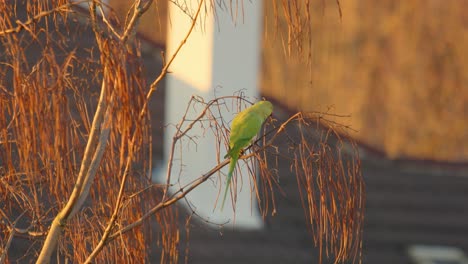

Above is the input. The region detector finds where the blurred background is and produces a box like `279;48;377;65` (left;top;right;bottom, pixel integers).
109;0;468;263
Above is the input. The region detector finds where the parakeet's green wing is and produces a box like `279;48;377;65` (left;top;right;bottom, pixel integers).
223;111;263;158
228;112;264;154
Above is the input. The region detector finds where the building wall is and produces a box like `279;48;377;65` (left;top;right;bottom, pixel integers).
261;0;468;162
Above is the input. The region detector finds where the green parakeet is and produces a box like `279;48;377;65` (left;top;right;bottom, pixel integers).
221;100;273;210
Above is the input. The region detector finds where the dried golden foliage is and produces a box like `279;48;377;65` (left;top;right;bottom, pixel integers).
0;0;178;262
260;112;364;264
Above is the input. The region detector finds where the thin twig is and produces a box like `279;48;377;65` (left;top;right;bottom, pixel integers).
147;0;205;97
0;1;86;36
120;0;154;43
0;212;25;264
98;4;121;39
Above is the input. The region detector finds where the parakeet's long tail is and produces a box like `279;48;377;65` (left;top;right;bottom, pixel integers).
221;155;238;210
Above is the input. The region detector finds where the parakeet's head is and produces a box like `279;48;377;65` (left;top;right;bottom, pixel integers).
253;100;273;118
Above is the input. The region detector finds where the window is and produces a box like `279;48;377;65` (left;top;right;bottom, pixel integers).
408;245;468;264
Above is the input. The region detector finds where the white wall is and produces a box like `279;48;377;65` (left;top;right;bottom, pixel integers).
155;0;263;229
